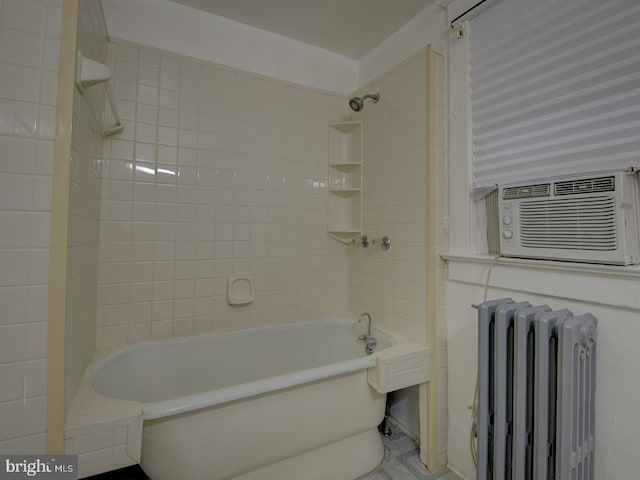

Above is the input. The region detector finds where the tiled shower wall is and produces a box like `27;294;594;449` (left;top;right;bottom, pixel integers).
0;0;62;453
348;50;449;466
64;0;108;411
97;40;351;347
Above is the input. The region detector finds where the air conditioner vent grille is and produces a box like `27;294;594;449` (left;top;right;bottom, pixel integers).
554;176;615;196
503;183;550;200
519;196;617;251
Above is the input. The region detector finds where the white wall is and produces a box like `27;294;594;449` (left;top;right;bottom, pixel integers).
0;0;62;454
65;0;107;411
100;0;449;95
100;0;359;95
443;1;640;477
358;2;447;88
348;52;429;341
445;257;640;479
348;48;449;467
97;39;351;346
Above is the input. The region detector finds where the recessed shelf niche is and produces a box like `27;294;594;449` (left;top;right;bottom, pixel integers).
328;121;363;244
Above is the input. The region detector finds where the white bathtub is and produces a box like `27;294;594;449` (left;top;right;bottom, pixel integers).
90;316;395;480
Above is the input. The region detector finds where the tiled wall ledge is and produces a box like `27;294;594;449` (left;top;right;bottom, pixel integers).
442;254;640;310
65;363;143;478
368;342;431;394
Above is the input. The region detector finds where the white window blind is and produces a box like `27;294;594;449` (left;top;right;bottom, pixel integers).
471;0;640;189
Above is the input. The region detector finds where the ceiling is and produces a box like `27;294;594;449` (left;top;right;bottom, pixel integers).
168;0;433;59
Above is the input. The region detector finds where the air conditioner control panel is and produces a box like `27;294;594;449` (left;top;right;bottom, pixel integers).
499;202;515;248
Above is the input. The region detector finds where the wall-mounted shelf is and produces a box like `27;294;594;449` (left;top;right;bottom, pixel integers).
76;51;123;137
328;121;363;244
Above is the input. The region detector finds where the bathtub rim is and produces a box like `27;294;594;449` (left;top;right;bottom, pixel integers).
86;315;397;420
141;356;376;420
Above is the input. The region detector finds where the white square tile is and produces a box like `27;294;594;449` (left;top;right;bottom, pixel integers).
0;400;23;441
0;28;42;68
0;324;26;362
134;142;156;163
24;322;46;359
0;212;32;248
160;55;180;72
0;250;29;286
178;129;197;148
138;64;159;87
136;104;158;125
137;84;158;106
0;286;28;325
130;261;153;283
27;248;48;284
129;302;151;322
1;0;46;35
160;70;179;90
23;359;46;396
115;43;138;63
173;300;194;321
158;107;178;128
135;123;157;144
128;322;150;343
179;110;198;130
103;304;129;326
0;137;36;174
0;63;39;102
139;50;160;68
0;363;24;402
133;161;156;183
115;60;138;82
159;88;179;109
130;183;153;203
25;285;47;323
0;99;37;137
158;126;178;146
38;69;58;106
151;319;172;337
155;184;176;203
157;145;177;165
114;79;137;102
129;282;152;303
31;175;52;210
180;92;199;112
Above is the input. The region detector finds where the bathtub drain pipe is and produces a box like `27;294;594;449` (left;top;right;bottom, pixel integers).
378;393;393;437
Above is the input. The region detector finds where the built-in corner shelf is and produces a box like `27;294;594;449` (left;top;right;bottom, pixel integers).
328;121;363;244
75;51;124;137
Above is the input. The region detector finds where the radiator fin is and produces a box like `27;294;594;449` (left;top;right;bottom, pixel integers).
476;299;597;480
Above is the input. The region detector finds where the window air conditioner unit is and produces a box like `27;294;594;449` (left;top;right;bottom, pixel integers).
495;170;640;265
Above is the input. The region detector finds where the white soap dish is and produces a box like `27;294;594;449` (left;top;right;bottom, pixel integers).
227;276;254;305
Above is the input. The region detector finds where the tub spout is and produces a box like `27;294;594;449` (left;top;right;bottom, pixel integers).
358;313;377;355
358;312;372;339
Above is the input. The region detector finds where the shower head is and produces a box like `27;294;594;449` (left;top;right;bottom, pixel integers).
348;93;380;112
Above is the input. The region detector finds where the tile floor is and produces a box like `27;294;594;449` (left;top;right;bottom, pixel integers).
358;428;461;480
87;427;462;480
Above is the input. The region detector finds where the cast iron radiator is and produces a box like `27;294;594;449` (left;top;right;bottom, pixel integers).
476;298;597;480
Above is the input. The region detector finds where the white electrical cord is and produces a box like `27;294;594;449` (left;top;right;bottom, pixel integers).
470;254;501;466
